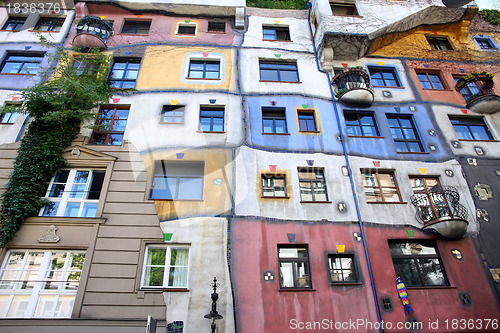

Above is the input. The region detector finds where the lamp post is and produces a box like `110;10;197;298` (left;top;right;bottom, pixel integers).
204;277;223;333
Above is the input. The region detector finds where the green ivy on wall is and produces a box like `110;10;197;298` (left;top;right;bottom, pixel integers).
0;39;115;247
247;0;308;10
479;9;500;26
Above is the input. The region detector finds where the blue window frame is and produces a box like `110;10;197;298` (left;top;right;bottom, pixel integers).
417;71;445;90
473;35;498;50
34;17;65;32
344;111;379;136
298;111;317;132
109;59;140;88
2;16;26;31
151;161;204;200
262;107;287;134
188;60;220;79
262;26;290;41
259;61;299;82
368;67;400;87
449;116;493;141
387;115;424;152
0;53;44;74
199;107;224;132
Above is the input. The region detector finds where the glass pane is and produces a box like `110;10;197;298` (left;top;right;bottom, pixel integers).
347;125;362;136
313;182;327;201
299;182;313;201
390;242;437;255
42;201;60;216
177;178;203;200
7;295;30;317
212;117;224;132
64;203;81;217
275;119;286;133
0;295;10;316
296;262;310;287
393;259;420;286
262;119;273;133
147;248;166;266
168;266;188;287
200;117;212;131
280;70;299;82
54;295;75;318
470;126;491;140
144;266;164;287
418;258;446;285
107;134;124;145
453;125;473;140
279;262;294;287
170;249;189;266
260;69;279;81
378;173;395;187
81;203;97;217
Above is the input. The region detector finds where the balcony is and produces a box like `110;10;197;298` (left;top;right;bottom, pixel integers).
410;185;469;239
73;16;113;50
455;72;500;114
331;67;374;106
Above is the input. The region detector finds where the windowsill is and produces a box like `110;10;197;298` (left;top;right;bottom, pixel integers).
176;34;197;37
0;73;34;76
300;201;332;204
373;85;404;89
407;285;455;290
330;282;362;286
299;130;320;134
197;131;225;134
262;132;290;135
160;121;184;124
0;29;21;32
185;77;220;81
27;216;107;224
367;201;407;205
279;288;316;292
151;198;204;202
422;88;452;91
458;139;499;142
397;151;431;154
259;80;302;84
28;30;60;33
332;15;363;18
0;123;14;125
118;33;150;36
348;135;384;139
262;39;293;42
141;288;190;292
261;195;290;199
207;31;226;34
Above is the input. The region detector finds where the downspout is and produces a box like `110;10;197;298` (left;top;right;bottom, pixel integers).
306;3;384;332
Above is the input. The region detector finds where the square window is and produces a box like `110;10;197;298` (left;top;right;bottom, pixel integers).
34;17;65;32
162;105;185;123
176;24;196;36
262;26;291;41
150;161;204;200
71;58;98;76
262;107;287;134
330;2;359;16
474;36;497;50
90;106;129;145
188;60;220;79
362;170;402;203
142;245;189;288
108;58;140;88
199;106;224;132
0;250;86;318
368;67;400;87
2;16;26;31
0;53;44;75
344;111;379;136
416;71;445;90
278;246;311;289
426;36;454;50
389;241;448;287
298;168;328;202
262;174;287;197
121;20;151;34
410;177;451;223
259;60;299;82
41;169;105;217
328;254;357;283
449;116;493;141
208;21;225;33
454;76;482;102
387;115;424;152
0;104;20;124
298;111;317;132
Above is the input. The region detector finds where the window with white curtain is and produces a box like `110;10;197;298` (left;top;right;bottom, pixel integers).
141;245;190;288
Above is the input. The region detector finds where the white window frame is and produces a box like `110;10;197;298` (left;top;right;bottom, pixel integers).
175;22;198;37
40;169;105;217
141;245;190;289
0;250;86;318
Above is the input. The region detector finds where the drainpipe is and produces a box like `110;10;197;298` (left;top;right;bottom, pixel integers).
306;3;384;332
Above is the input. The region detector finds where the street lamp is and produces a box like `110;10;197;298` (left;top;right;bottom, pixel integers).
204;277;223;333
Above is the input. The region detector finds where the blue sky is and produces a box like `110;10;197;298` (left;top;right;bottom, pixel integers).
475;0;499;9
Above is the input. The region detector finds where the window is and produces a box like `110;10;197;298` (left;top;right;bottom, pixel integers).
0;250;86;318
389;241;448;287
426;36;454;50
410;177;451;222
208;21;225;33
162;105;185;123
368;67;400;87
0;105;20;124
176;23;196;36
298;168;328;202
150;161;204;200
362;170;402;203
449;116;494;141
328;254;357;283
454;76;482;102
0;53;44;75
262;107;287;134
188;60;220;79
109;58;140;88
278;246;311;289
262;174;287;198
262;26;290;41
90;106;129;145
71;58;98;75
387;115;424;153
259;61;299;82
416;71;445;90
121;20;151;34
298;111;317;132
344;111;379;136
199;106;224;132
2;16;26;31
41;169;105;217
34;17;65;32
330;2;359;16
474;36;498;50
142;245;189;288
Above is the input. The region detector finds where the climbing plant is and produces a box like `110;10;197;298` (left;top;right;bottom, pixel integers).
0;38;114;247
479;9;500;26
246;0;308;10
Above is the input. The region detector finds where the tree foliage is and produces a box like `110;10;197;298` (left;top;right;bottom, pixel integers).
0;38;114;247
246;0;308;10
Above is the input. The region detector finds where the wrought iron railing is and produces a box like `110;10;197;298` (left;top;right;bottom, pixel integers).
410;185;468;225
331;68;374;100
76;16;113;43
455;72;495;104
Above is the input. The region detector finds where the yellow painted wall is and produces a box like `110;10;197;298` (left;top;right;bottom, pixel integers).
142;149;233;221
136;45;236;91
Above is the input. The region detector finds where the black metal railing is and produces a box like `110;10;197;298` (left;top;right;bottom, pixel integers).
331;68;374;100
410;185;468;225
76;16;113;43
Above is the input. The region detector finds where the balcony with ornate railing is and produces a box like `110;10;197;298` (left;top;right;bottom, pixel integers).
73;16;114;50
331;67;374;106
410;185;469;239
455;72;500;114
